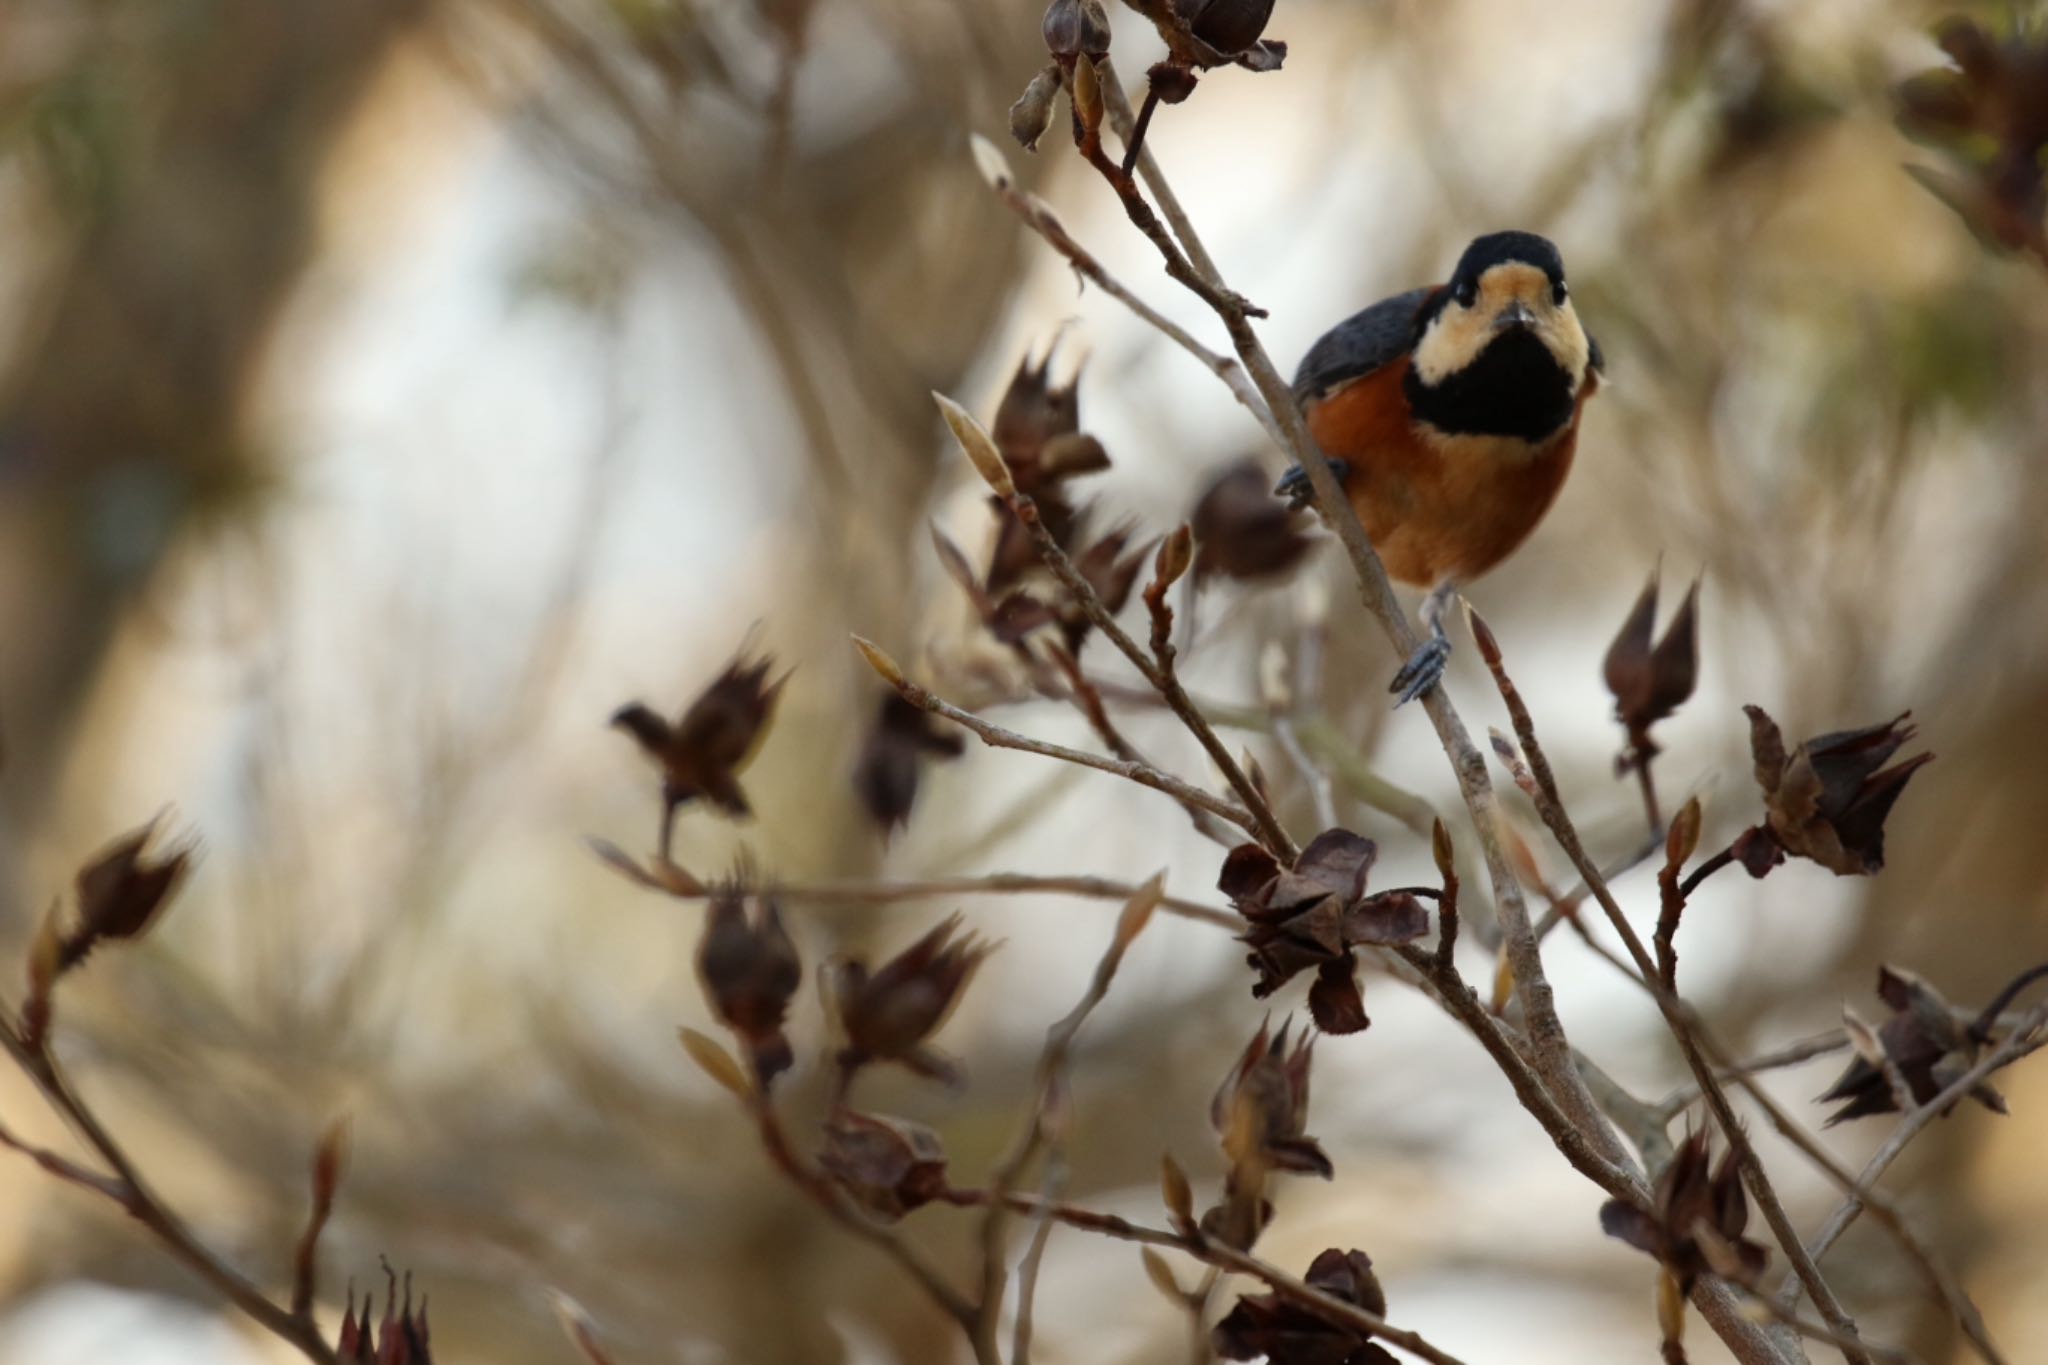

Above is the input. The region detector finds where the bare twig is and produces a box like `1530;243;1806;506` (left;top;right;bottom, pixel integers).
1045;643;1238;847
1467;609;1874;1365
933;400;1297;860
699;868;1236;930
0;1023;341;1364
972;137;1275;437
1655;1031;1852;1121
980;876;1165;1361
940;1187;1472;1365
853;639;1266;838
1716;1281;1915;1365
1711;1049;2005;1365
751;1093;992;1362
1791;1006;2048;1295
1678;844;1740;900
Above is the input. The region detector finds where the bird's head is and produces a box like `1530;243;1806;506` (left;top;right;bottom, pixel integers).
1411;231;1592;394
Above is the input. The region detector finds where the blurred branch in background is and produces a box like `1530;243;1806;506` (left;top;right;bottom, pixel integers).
0;0;426;812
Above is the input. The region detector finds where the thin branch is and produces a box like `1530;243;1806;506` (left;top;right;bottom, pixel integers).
592;844;1245;930
1715;1279;1915;1365
1045;643;1237;848
860;653;1265;838
1010;1153;1065;1365
0;1023;341;1364
0;1116;126;1201
1099;60;1226;285
1467;611;1873;1365
1392;945;1638;1200
1710;1046;2006;1365
986;481;1297;860
940;1187;1472;1365
1656;1031;1852;1121
1066;61;1263;321
975;144;1276;438
1678;844;1739;900
752;1094;992;1361
1791;1006;2048;1295
979;877;1164;1360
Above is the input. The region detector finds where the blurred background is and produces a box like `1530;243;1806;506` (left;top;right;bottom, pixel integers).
0;0;2045;1360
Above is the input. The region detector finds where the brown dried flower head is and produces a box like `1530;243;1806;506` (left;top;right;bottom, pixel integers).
1190;458;1314;584
697;887;803;1085
62;816;192;971
1818;965;2012;1125
1210;1017;1328;1180
1202;1019;1330;1246
1739;707;1932;877
830;913;996;1086
851;691;966;837
1212;1247;1395;1365
1599;1131;1768;1293
818;1110;950;1221
1219;830;1429;1035
991;348;1108;498
1603;570;1699;766
338;1265;433;1364
1121;0;1285;70
1895;18;2048;255
1041;0;1112;64
611;648;787;821
1177;0;1276;58
984;348;1112;595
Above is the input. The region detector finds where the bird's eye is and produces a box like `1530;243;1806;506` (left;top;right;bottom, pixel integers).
1553;280;1569;305
1453;280;1477;308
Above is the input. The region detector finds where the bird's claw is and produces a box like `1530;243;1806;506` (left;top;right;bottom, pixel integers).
1273;458;1352;510
1389;634;1452;707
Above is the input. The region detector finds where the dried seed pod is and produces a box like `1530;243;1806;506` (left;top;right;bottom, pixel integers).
1741;707;1932;877
697;889;803;1084
831;914;996;1086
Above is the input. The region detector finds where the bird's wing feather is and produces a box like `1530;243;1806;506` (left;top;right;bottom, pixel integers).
1291;287;1436;406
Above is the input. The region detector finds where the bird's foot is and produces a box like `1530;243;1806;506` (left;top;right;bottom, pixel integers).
1274;458;1352;510
1389;633;1452;707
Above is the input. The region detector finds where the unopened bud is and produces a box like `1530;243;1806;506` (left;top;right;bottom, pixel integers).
1071;54;1104;132
1665;796;1703;872
819;1111;949;1221
852;635;909;689
934;391;1015;497
1008;67;1061;152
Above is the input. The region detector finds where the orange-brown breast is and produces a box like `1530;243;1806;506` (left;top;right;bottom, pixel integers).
1305;359;1593;587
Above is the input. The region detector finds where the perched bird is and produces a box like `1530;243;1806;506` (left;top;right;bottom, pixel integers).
611;649;786;859
1276;231;1602;704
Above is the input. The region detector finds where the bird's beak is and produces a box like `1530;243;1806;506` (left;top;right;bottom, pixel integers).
1493;299;1537;333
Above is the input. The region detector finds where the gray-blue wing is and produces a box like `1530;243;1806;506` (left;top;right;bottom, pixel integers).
1291;287;1434;406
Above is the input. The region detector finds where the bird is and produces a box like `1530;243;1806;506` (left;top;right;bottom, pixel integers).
1275;231;1602;705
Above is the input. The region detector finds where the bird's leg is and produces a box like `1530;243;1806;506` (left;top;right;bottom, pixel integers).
1389;580;1459;707
1273;458;1353;510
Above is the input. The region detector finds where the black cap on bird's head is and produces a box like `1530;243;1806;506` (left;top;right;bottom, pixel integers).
1448;231;1566;299
1406;229;1595;441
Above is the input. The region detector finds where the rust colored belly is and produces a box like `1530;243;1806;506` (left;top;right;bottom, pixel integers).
1304;361;1585;587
